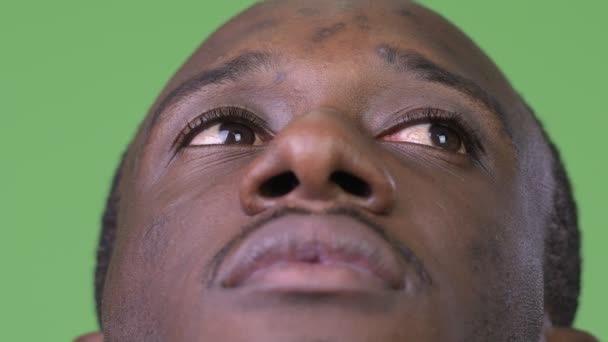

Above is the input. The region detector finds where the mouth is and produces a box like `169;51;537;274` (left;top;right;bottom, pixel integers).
215;213;406;293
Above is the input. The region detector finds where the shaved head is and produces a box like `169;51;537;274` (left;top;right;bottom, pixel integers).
81;1;596;341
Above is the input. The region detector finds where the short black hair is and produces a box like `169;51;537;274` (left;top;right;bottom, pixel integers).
541;129;581;327
93;114;581;328
95;153;124;325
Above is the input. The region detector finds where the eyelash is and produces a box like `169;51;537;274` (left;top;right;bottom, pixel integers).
174;106;484;155
173;106;269;148
378;107;484;155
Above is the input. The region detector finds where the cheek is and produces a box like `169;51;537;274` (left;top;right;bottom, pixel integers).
384;148;543;337
103;150;256;339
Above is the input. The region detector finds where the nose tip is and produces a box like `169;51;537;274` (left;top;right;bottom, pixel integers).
239;110;395;215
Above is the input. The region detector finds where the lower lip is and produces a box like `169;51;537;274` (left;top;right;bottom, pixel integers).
227;261;392;292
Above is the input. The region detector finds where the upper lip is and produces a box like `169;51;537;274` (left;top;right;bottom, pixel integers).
215;212;406;290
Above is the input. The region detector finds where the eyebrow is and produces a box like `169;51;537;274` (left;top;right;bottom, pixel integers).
149;50;275;126
151;46;510;136
375;44;510;135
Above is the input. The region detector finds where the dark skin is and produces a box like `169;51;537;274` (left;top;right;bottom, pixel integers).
76;0;598;341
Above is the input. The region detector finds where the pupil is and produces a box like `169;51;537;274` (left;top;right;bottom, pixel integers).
219;122;255;145
429;124;462;151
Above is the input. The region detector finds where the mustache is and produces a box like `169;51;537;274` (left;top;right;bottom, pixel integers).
204;207;432;288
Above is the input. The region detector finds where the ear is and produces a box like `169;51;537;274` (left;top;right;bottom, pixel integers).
73;332;104;342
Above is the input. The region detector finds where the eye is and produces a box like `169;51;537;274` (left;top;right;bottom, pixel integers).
382;122;466;153
174;107;269;148
190;121;263;146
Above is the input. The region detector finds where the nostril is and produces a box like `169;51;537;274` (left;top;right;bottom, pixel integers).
330;171;372;198
259;171;300;198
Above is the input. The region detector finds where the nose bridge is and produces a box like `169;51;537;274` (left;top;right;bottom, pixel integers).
239;109;395;215
279;110;360;176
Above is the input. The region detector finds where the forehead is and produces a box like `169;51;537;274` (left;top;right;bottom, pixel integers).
184;1;493;82
152;0;516;119
144;0;529;145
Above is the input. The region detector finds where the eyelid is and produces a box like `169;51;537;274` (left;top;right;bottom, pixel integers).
173;106;272;148
377;107;484;155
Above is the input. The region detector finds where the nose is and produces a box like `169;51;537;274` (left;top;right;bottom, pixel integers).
239;110;395;215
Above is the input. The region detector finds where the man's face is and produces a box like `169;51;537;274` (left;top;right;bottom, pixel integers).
101;1;552;341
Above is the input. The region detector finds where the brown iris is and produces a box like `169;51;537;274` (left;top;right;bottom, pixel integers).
428;124;462;152
218;122;256;144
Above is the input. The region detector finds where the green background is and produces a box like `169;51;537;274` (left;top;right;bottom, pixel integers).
1;1;605;340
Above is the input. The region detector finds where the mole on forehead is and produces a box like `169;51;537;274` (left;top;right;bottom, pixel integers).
399;8;416;17
312;22;347;43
